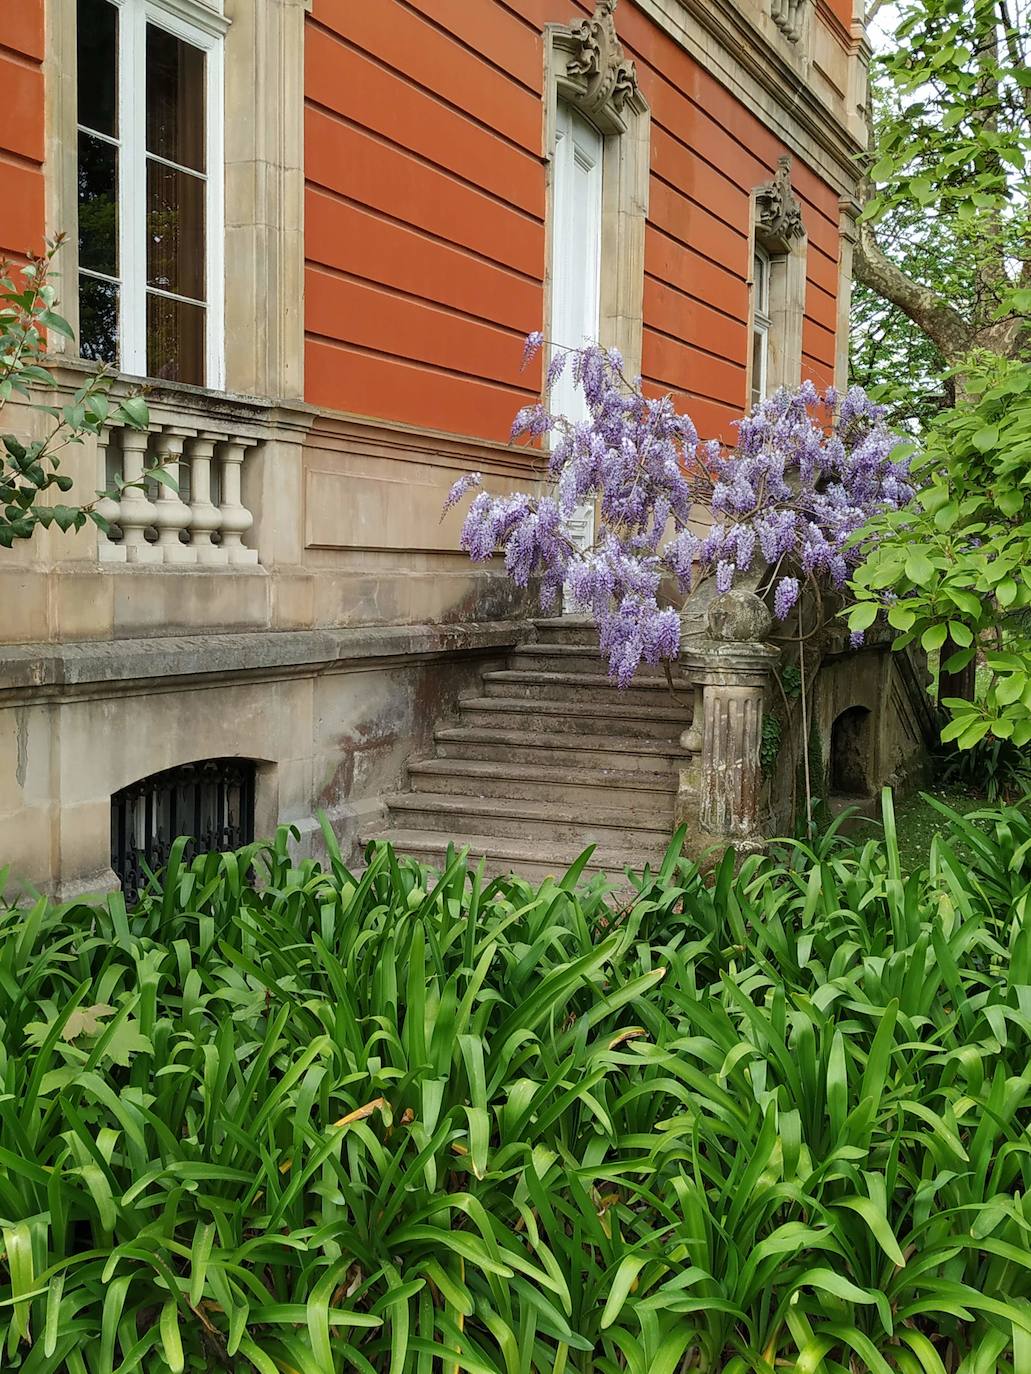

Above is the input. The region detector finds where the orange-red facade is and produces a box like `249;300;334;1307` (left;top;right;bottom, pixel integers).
2;0;848;444
0;0;45;265
303;0;844;445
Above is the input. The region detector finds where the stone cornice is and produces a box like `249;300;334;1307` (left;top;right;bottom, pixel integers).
0;622;528;701
629;0;866;194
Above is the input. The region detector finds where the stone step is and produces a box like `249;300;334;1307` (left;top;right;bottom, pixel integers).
365;827;672;886
434;727;689;774
482;670;681;709
458;696;690;741
408;757;676;811
383;791;673;845
530;616;599;647
509;643;672;680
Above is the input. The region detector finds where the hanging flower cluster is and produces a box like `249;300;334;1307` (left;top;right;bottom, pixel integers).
702;382;915;625
445;338;912;686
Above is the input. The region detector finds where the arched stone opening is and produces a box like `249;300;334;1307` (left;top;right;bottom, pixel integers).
111;757;258;899
829;706;873;797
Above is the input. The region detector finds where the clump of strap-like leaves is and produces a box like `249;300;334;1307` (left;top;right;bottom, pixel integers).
447;336;913;685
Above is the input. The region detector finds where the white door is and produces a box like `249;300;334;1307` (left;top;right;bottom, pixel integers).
550;102;603;603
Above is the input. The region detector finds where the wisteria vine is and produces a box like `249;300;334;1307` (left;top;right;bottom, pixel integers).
445;336;914;686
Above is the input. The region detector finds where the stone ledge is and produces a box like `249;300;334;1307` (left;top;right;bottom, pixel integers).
0;621;528;695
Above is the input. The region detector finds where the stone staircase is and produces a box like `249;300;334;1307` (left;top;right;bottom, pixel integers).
367;618;694;883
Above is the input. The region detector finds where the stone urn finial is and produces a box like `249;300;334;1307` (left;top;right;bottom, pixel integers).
706;589;773;644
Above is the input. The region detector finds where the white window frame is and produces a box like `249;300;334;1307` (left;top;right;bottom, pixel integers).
549;101;604;427
78;0;225;390
751;245;771;408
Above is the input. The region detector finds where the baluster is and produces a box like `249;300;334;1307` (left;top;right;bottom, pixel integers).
217;439;258;565
117;428;161;563
95;425;125;563
152;430;196;564
186;434;228;564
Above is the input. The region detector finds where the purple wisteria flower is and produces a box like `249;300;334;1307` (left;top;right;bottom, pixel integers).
443;471;482;515
774;576;800;620
445;336;912;684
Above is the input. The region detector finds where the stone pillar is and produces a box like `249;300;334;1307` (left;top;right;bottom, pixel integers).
186;434;227;564
95;425;125;563
217;438;259;565
117;429;161;564
679;590;779;857
152;429;197;564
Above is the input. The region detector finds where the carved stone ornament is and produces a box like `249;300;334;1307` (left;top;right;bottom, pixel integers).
755;155;806;246
565;0;640;120
770;0;806;42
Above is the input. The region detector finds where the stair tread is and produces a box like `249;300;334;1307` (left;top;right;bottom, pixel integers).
461;696;689;723
409;757;676;790
532;616;595;631
384;791;672;832
511;643;668;674
484;669;672;690
435;726;689;757
366;828;670;872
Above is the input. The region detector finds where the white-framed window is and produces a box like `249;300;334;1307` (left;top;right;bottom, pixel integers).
549;101;604;427
76;0;224;389
750;246;771;409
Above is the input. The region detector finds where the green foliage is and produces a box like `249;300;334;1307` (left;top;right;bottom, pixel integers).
939;734;1031;802
794;715;831;839
760;710;782;780
0;237;150;546
866;0;1030;234
1;801;1031;1369
849;355;1031;744
853;0;1030;393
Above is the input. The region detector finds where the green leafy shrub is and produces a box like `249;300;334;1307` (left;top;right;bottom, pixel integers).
848;355;1031;746
0;238;153;546
938;733;1031;803
0;801;1030;1371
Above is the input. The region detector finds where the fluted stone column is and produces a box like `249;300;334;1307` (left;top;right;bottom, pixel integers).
679;590;779;857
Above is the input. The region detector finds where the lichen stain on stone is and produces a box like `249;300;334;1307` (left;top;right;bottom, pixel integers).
14;707;27;789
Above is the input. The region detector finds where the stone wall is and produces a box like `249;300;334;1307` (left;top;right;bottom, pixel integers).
0;623;521;898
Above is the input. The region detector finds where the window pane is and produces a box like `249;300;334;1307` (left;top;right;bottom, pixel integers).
146;25;205;172
751;326;767;406
79;276;119;364
147;160;205;301
77;0;118;137
78;132;118;276
147;292;205;385
753;252;769;313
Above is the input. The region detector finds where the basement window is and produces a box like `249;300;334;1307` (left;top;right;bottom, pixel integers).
111;758;256;900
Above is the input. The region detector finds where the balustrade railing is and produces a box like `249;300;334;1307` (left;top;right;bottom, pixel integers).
96;420;261;566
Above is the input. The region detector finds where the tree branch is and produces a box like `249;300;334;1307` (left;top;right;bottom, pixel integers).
853;220;974;361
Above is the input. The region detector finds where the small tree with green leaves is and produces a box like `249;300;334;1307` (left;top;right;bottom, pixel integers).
0;238;151;548
856;0;1030;373
848;354;1031;748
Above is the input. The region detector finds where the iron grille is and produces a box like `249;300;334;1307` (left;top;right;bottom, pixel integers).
111;758;256;901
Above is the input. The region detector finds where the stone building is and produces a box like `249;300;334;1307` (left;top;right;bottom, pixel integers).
0;0;876;895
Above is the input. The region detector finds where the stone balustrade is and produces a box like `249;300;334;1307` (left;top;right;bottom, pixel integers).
96;419;261;567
